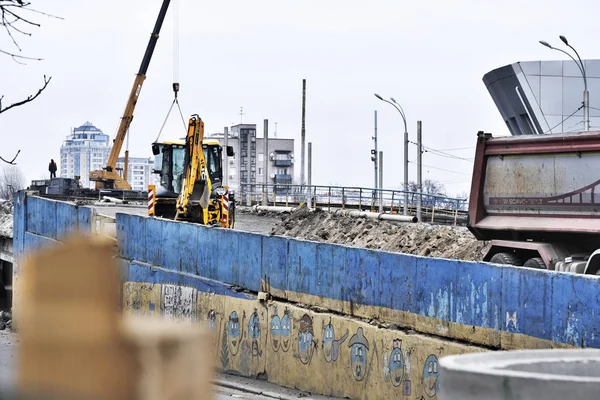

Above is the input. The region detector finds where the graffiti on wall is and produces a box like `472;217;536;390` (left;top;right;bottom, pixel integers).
423;354;440;397
248;309;263;361
161;285;197;321
296;313;318;365
349;327;369;381
321;317;348;363
270;306;292;353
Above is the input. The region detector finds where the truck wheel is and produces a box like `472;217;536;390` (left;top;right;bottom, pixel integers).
523;257;546;270
489;252;522;266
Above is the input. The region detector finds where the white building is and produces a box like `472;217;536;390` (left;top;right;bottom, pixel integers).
59;122;111;189
116;156;157;192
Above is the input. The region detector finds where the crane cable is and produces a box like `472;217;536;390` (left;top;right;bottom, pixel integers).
155;0;187;143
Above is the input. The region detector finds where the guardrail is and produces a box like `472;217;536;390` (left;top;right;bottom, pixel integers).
238;183;468;224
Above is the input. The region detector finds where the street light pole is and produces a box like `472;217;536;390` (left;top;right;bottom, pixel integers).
374;93;409;216
540;37;589;131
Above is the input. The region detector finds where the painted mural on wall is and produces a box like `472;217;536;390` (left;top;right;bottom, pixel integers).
422;354;440;398
125;283;484;400
161;284;197;321
349;327;369;381
321;318;348;363
296;313;318;365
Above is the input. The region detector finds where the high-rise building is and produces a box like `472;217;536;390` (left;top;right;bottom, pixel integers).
116;157;157;192
207;124;295;199
59;122;111;189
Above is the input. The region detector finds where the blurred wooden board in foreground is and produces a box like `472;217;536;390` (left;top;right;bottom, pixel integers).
16;236;213;400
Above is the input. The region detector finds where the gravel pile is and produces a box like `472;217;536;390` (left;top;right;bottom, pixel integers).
270;207;489;261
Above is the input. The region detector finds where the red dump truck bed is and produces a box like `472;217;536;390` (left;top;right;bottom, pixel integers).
468;130;600;246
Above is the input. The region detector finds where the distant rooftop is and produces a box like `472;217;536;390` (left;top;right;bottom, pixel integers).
74;121;103;133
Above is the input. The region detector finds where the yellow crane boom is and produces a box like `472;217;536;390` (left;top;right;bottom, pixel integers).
89;0;171;190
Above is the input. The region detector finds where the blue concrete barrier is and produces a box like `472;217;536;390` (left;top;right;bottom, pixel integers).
15;194;600;350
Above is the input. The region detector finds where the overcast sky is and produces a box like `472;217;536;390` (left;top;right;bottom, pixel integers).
2;0;599;197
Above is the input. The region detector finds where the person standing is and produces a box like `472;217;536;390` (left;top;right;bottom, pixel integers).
49;159;57;179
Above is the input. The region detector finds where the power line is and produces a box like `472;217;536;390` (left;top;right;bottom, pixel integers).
408;161;470;175
544;105;583;134
408;141;473;162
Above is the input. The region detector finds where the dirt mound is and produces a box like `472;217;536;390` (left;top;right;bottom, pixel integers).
270;207;488;261
0;201;12;238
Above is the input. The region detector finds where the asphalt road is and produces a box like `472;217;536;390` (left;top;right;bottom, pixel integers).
92;205;280;235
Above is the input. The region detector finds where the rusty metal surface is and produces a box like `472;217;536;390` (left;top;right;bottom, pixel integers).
468;131;600;242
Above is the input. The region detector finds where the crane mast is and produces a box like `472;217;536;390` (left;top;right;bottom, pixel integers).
89;0;171;190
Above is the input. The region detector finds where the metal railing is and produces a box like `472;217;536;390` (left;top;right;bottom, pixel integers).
238;183;468;224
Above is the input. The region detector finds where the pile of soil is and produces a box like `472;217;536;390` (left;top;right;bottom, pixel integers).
0;201;12;239
270;207;489;261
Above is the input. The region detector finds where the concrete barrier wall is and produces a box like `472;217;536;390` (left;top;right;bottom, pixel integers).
123;279;485;400
15;195;600;399
116;212;598;350
12;193;93;313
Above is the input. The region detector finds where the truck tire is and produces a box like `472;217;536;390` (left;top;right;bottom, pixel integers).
489;252;522;266
523;257;546;270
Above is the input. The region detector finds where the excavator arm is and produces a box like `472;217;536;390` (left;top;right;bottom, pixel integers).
89;0;171;190
175;116;211;223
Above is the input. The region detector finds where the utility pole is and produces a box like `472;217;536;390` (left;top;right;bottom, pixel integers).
417;121;423;222
307;142;312;209
263;119;269;206
378;151;383;213
224;126;229;187
372;110;378;189
301;79;306;186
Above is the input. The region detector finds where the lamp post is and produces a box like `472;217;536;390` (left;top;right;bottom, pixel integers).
374;93;409;215
540;37;589;131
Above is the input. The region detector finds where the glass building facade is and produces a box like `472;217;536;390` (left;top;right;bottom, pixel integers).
483;60;600;135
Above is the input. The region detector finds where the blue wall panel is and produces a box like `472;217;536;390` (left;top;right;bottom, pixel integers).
125;261;254;300
179;223;199;276
261;235;288;292
145;218;163;266
56;202;78;240
218;228;240;285
127;215;146;262
551;273;600;347
501;266;553;340
416;257;457;322
197;226;219;281
379;251;417;314
24;232;58;254
27;196;57;239
12;192;26;272
236;232;262;293
288;240;318;296
160;219;180;272
77;207;91;232
315;243;346;303
455;261;502;330
116;214;130;259
345;247;380;309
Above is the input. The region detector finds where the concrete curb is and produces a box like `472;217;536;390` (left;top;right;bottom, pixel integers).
214;378;316;400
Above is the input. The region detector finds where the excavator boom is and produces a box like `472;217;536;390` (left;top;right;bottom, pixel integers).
175;116;211;222
90;0;171;190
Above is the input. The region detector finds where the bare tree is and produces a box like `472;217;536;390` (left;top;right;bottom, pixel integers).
0;165;25;200
0;1;60;164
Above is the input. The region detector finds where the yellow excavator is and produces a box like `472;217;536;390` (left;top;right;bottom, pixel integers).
89;0;171;190
149;115;235;228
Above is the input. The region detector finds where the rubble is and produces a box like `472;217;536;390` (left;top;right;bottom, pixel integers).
270;207;489;261
0;200;13;238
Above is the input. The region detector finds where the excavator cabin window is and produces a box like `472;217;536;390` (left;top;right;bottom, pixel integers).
203;144;223;185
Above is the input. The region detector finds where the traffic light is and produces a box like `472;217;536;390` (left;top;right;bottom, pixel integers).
371;149;376;162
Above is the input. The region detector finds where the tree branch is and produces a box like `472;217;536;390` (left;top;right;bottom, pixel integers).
0;149;20;165
0;74;50;114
